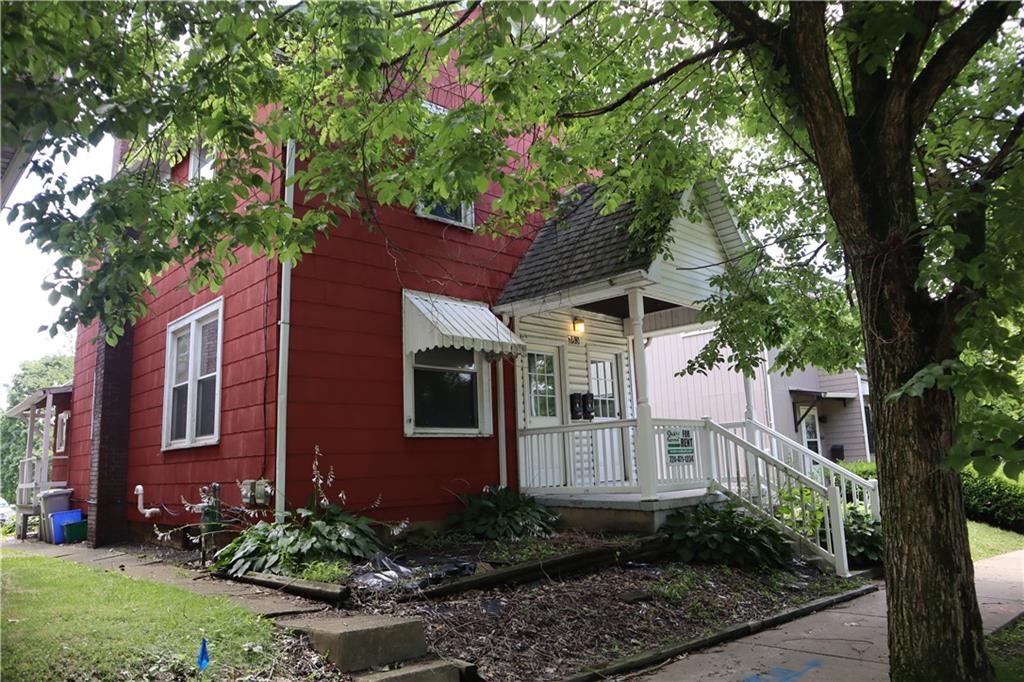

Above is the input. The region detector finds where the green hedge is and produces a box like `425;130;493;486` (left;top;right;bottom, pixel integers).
961;468;1024;534
839;461;1024;534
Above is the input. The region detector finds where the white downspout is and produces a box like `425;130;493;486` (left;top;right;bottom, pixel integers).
497;315;510;488
275;139;296;521
855;369;872;463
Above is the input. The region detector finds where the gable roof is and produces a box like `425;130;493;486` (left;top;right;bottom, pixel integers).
496;185;653;306
497;181;745;308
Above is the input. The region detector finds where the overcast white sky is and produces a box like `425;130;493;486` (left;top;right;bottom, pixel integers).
0;137;114;404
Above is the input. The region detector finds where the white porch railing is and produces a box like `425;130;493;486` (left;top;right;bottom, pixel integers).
706;421;849;575
721;419;881;522
518;419;641;493
519;416;858;575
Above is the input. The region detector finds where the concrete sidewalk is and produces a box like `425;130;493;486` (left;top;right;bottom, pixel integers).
2;538;327;618
647;550;1024;681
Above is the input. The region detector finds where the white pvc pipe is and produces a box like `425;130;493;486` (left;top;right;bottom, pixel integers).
133;485;160;518
275;139;296;522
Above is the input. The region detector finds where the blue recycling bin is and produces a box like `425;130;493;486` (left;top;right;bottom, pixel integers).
50;509;82;544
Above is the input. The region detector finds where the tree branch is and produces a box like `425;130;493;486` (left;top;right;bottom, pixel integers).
982;109;1024;181
909;1;1016;131
710;1;784;52
393;1;460;19
556;37;753;120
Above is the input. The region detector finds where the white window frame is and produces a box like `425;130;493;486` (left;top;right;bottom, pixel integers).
588;353;621;421
188;139;216;180
800;406;821;454
162;297;224;451
403;347;493;438
55;411;69;453
414;100;475;230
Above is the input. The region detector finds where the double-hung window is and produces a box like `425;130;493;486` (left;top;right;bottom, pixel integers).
415;100;475;229
405;347;492;437
162;298;224;450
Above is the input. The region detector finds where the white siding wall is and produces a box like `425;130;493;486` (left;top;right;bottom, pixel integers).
647;212;729;306
646;331;769;423
514;309;635;428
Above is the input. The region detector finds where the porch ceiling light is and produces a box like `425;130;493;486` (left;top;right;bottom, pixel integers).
572;318;586;334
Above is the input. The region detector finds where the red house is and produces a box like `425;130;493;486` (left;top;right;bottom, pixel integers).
14;83;864;575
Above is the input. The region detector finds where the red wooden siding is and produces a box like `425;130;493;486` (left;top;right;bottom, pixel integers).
284;198;535;522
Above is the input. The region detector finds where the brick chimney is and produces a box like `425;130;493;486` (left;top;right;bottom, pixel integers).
87;324;134;546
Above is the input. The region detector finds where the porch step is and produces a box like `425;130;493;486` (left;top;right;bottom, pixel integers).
354;658;461;682
276;615;427;673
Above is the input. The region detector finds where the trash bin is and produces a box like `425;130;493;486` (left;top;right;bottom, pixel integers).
62;519;88;544
51;509;83;544
38;489;73;543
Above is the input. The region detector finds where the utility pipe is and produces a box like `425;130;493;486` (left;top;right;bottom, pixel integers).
133;485;160;519
275;138;296;522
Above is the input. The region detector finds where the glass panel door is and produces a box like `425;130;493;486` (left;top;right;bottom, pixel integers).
801;407;821;454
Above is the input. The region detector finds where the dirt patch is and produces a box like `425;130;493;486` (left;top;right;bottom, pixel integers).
353;560;866;681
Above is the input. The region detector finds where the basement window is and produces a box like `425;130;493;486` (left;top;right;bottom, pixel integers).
162;298;224;450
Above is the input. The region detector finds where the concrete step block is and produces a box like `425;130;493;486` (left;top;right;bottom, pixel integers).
277;615;427;672
354;658;460;682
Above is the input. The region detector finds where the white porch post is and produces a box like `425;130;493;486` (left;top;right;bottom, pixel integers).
39;394;54;491
628;288;657;500
26;407;37;488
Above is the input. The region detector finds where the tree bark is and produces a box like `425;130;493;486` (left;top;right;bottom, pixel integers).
854;247;994;681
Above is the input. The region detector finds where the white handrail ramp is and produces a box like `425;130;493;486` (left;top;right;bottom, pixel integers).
704;419;851;577
721;419;881;522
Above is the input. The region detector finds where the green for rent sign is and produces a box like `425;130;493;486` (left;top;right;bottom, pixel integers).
666;428;695;464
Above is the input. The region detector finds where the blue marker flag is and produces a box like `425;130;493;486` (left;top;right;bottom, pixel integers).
197;638;210;672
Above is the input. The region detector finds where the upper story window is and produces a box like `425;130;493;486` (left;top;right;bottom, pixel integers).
188;140;215;180
162;298;224;450
416;100;475;229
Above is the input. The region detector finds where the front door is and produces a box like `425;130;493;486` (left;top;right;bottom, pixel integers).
586;354;628;484
522;349;565;487
801;407;821;454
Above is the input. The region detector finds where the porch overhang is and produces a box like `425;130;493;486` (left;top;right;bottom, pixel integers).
402;289;526;356
492;269;655;317
4;385;72;418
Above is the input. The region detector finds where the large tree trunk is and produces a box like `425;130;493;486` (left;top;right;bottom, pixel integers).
853;235;993;682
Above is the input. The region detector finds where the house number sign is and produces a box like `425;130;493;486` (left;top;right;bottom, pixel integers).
666;428;695;464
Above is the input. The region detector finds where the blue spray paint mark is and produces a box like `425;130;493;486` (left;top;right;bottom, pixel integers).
743;659;822;681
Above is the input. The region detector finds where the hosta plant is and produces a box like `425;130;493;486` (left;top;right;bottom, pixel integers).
662;503;791;570
449;486;558;540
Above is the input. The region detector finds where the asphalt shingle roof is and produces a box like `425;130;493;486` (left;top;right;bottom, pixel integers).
497;186;653;306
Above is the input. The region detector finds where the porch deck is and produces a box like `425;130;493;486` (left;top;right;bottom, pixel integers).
534;487;724;534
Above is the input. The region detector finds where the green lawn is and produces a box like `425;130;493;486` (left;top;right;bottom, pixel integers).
0;550;277;680
968;521;1024;562
990;617;1024;681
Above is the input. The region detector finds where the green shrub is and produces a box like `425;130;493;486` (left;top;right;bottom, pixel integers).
294;560;352;583
449;486;558;540
843;506;883;568
213;504;382;578
662;503;791;570
213;448;384;577
840;460;1024;533
839;460;877;479
962;467;1024;533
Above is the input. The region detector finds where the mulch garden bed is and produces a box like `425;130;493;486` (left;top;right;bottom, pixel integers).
350;557;867;681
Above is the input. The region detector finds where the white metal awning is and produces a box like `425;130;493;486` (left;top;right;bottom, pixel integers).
403;289;526;356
